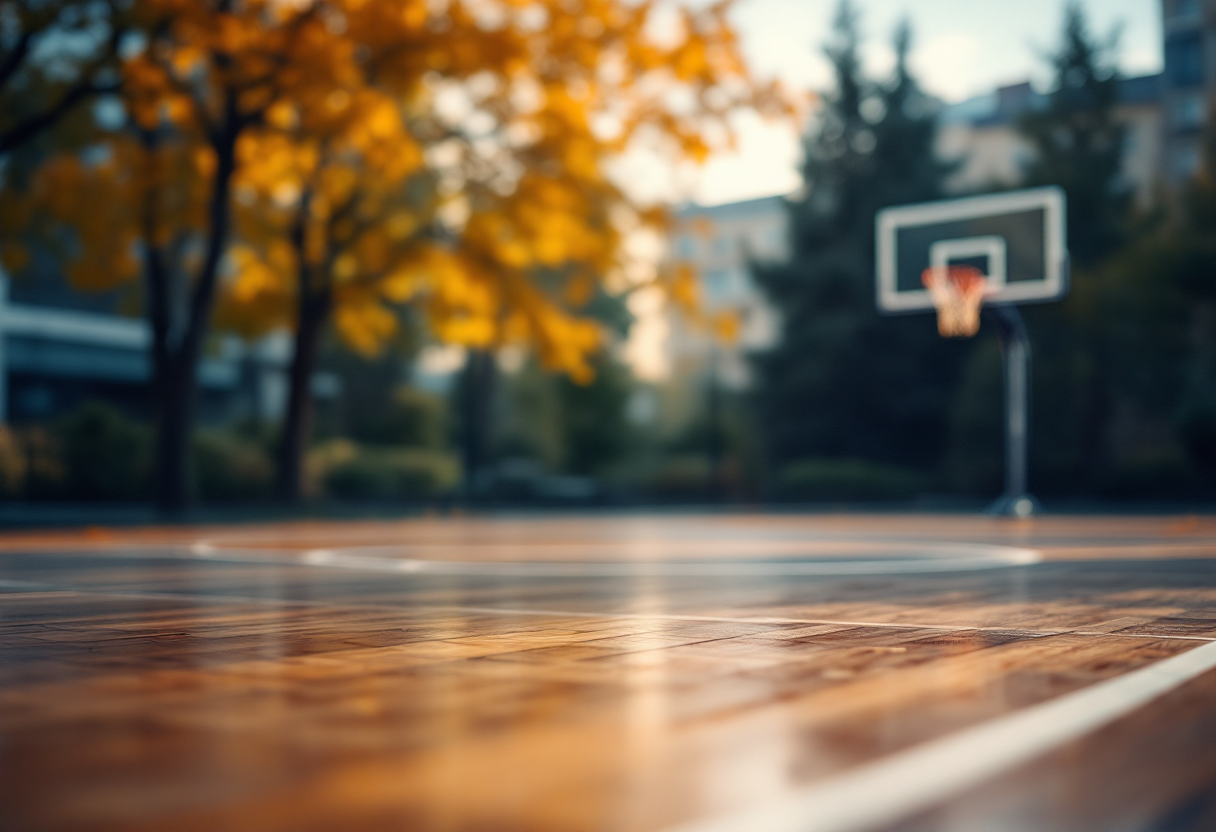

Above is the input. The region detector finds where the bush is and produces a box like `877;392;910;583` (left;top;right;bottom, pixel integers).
645;455;713;498
192;430;274;502
381;387;447;448
0;403;278;504
14;426;66;499
342;385;448;448
1179;405;1216;476
56;402;152;500
780;459;925;502
321;444;459;500
0;425;26;498
1096;453;1208;500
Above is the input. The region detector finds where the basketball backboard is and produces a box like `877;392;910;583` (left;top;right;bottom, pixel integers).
875;186;1067;314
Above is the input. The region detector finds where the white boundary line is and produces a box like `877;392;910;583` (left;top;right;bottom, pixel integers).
298;548;1039;576
665;639;1216;832
7;536;1215;832
182;541;1043;577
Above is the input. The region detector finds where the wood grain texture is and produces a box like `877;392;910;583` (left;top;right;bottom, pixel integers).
1;514;1215;831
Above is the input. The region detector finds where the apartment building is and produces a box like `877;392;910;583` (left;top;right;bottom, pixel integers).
664;196;788;392
0;270;299;425
1162;0;1216;182
937;74;1165;206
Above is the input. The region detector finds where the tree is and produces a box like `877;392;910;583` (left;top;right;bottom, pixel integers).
3;0;785;508
2;0;341;511
1019;1;1128;270
1173;137;1216;481
133;1;340;511
946;3;1207;499
1008;2;1133;492
753;4;962;491
220;82;443;499
215;0;787;500
0;0;126;157
871;21;955;210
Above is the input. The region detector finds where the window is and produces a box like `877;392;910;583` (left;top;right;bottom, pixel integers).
626;389;658;425
1166;31;1205;88
704;270;733;299
767;227;785;255
16;386;54;417
1173;142;1202;178
1173;0;1202;20
1172;93;1206;130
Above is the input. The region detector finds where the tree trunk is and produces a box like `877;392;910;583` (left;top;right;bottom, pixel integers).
154;355;196;512
276;288;331;501
150;131;237;514
707;341;723;502
459;349;497;499
140;128;183;512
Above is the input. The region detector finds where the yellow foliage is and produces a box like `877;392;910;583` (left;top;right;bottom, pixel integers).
334;298;399;357
8;0;789;384
711;310;740;344
0;243;29;274
669;263;700;312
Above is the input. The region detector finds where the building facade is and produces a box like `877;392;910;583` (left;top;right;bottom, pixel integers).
664;195;787;392
0;270;302;426
1162;0;1216;182
937;74;1166;207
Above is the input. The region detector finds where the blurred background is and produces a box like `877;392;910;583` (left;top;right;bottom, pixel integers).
0;0;1212;516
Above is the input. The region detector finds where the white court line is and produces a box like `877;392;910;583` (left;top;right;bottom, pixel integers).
7;552;1216;829
664;639;1216;832
207;542;1041;577
190;539;1043;576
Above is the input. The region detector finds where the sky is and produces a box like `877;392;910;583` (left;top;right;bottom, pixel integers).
679;0;1164;206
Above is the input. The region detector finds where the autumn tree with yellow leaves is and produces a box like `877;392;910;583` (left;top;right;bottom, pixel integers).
5;0;338;510
221;0;786;499
2;0;785;508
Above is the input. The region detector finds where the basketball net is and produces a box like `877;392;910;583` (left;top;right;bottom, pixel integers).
921;265;986;338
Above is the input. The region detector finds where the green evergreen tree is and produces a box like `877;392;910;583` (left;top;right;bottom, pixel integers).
1015;3;1134;491
1144;125;1216;486
1019;1;1128;269
949;1;1199;498
753;4;963;490
871;21;955;209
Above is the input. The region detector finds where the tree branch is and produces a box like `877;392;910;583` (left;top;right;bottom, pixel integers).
0;30;34;91
0;12;124;155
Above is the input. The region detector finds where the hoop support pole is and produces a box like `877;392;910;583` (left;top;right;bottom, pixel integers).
987;306;1038;517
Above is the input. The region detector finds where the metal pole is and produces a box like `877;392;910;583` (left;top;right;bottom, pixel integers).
0;272;7;423
988;306;1038;517
707;339;722;503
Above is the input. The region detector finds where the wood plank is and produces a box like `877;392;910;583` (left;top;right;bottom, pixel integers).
0;514;1214;831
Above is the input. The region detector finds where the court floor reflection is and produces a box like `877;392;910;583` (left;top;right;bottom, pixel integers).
1;514;1215;831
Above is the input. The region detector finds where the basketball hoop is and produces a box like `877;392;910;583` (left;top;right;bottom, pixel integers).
921;265;986;338
878;188;1069;515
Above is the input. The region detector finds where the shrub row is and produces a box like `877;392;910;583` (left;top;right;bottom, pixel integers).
0;402;459;502
310;440;459;500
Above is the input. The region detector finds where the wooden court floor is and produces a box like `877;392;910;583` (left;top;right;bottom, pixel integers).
2;513;1216;831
